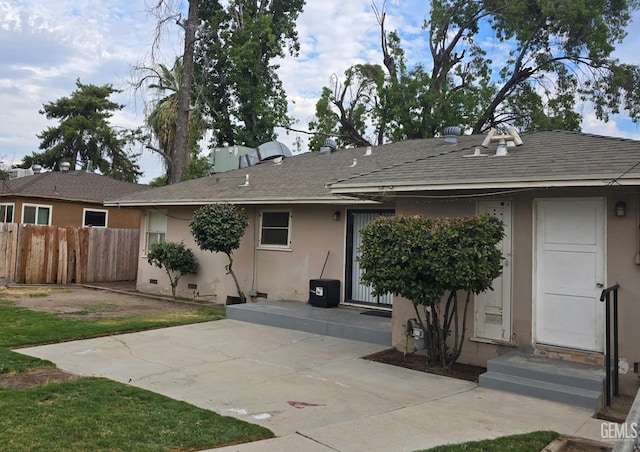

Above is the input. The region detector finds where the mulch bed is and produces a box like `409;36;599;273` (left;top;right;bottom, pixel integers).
364;348;486;383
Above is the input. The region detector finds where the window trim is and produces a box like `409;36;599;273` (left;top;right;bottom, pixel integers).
82;208;109;228
21;203;52;226
0;203;15;223
144;209;167;256
258;210;292;250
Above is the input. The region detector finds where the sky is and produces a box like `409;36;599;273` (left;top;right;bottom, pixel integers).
1;0;640;184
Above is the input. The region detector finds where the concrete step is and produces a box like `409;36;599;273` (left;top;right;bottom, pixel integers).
226;300;391;346
486;353;604;392
480;371;602;409
480;352;604;409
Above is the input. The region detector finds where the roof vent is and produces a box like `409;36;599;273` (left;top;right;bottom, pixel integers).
481;126;523;154
443;126;461;145
319;138;338;155
495;139;509;156
463;147;488;157
60;162;71;172
32;164;42;174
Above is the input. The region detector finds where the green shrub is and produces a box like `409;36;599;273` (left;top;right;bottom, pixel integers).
147;241;198;299
190;204;248;299
359;214;504;368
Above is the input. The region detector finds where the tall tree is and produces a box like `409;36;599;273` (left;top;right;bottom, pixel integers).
139;0;304;181
171;0;199;184
139;0;203;185
24;80;141;182
196;0;305;148
146;58;208;185
309;1;640;148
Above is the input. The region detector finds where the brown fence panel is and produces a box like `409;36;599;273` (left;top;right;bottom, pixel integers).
3;225;139;284
0;223;18;282
57;228;68;284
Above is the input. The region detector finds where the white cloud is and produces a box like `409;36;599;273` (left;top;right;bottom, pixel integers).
581;107;640;140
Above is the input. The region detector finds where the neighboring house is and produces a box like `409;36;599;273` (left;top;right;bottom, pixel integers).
1;167;150;228
106;129;640;396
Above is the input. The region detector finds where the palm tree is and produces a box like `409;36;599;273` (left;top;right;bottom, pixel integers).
147;60;180;180
146;58;207;184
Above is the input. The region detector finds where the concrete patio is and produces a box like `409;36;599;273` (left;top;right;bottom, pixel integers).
16;319;614;451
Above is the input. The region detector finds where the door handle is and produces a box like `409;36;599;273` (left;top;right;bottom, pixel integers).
596;283;604;288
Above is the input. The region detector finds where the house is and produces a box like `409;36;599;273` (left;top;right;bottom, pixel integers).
104;135;483;304
106;129;640;400
1;166;150;228
328;129;640;399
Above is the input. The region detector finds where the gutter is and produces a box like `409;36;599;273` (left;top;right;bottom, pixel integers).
104;196;378;208
329;177;640;194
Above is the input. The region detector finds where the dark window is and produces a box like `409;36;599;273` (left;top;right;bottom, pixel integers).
0;204;13;222
260;212;290;247
84;210;107;227
23;205;50;225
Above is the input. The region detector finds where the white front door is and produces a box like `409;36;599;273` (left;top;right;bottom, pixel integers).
475;200;513;342
535;198;606;352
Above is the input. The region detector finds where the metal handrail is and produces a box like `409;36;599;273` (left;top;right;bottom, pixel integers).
600;284;620;407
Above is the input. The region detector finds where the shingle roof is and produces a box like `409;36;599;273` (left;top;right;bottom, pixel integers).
104;130;640;207
104;135;481;206
1;170;151;203
329;130;640;194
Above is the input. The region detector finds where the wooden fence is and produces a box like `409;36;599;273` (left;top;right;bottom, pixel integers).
0;223;139;284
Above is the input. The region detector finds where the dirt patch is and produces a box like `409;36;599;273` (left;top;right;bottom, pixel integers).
364;348;486;383
0;368;77;389
1;285;219;390
0;285;212;319
544;436;612;451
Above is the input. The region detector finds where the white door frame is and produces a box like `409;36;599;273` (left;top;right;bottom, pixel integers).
346;210;394;306
533;197;606;352
474;200;513;343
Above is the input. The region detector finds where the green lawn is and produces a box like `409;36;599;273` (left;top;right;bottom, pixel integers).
0;378;272;451
0;299;224;350
0;297;274;451
420;431;560;451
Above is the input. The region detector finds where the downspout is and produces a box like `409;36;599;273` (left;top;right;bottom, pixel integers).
252;205;258;291
635;195;640;265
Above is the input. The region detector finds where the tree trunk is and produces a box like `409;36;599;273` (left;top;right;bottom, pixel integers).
225;253;245;300
170;0;198;184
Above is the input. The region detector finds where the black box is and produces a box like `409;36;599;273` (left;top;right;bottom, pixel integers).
309;279;340;308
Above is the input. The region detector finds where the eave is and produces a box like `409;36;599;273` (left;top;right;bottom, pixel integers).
329;176;640;195
104;195;378;208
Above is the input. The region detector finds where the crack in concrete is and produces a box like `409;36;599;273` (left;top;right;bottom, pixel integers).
109;336;133;355
296;431;341;451
107;337;179;380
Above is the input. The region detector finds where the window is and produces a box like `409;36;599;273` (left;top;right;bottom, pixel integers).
259;211;291;248
83;209;108;227
22;204;51;225
0;203;14;223
145;210;167;253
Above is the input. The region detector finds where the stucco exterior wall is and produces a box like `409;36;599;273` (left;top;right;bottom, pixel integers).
251;205;347;301
391;189;640;395
136;204;351;303
604;192;640;395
